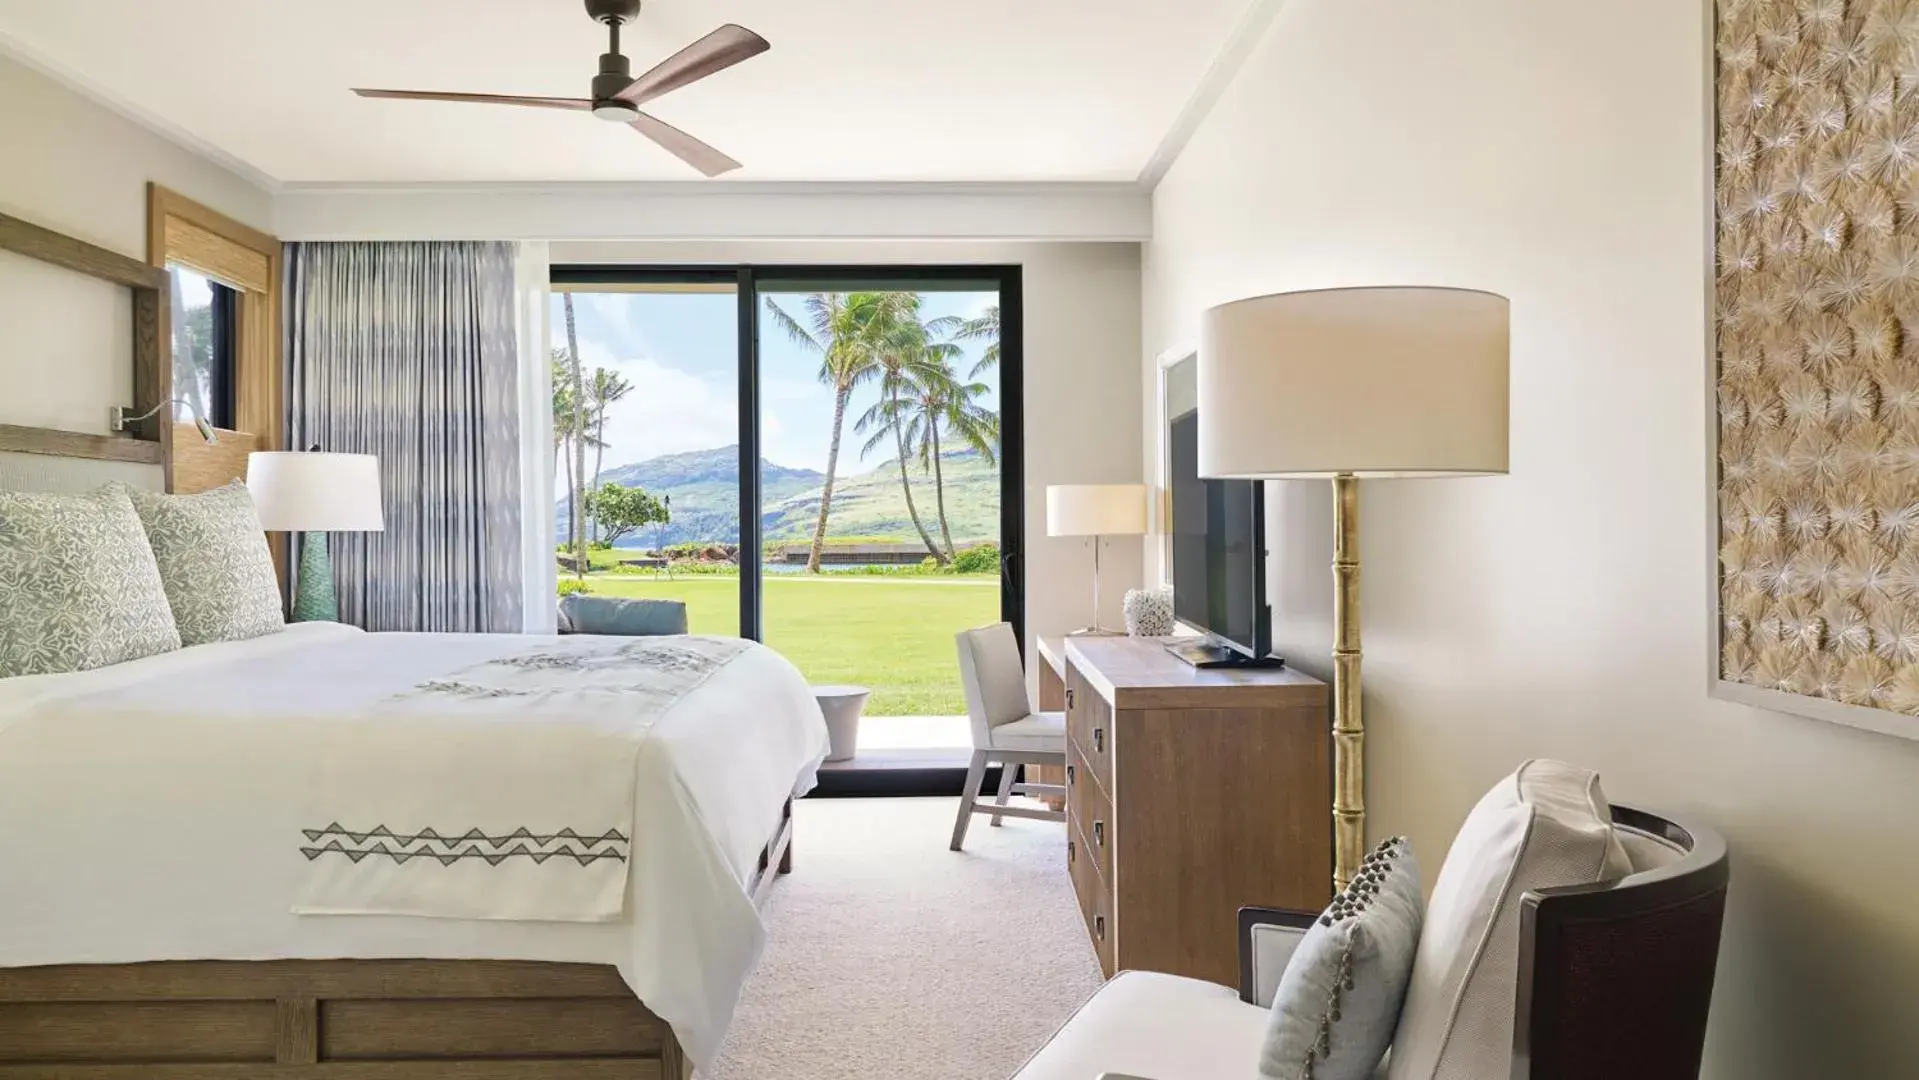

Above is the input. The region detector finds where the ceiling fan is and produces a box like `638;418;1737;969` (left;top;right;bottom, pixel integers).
352;0;768;177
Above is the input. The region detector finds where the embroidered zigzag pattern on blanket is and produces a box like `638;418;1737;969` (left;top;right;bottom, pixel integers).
300;823;629;866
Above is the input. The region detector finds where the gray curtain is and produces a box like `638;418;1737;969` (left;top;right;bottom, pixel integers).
285;241;522;633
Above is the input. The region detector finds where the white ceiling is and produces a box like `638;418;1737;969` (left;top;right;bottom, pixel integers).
0;0;1252;185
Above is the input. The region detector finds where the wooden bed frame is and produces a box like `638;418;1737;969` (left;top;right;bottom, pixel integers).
0;799;794;1079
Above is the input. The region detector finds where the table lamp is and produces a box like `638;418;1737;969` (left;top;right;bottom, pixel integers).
1200;286;1509;890
246;450;385;623
1047;483;1148;635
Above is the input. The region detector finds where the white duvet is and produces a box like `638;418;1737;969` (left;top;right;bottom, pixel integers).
0;623;829;1067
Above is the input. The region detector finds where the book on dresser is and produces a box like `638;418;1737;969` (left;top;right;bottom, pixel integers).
1035;635;1332;986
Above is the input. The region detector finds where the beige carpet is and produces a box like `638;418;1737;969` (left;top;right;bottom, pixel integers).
701;796;1104;1080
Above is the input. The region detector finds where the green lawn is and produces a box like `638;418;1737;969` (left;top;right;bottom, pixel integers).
585;575;999;716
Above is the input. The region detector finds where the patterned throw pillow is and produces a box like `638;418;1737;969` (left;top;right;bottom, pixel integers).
1260;837;1424;1080
0;486;182;677
123;481;286;646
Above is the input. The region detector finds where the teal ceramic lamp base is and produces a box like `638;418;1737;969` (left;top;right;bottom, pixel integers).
291;532;339;622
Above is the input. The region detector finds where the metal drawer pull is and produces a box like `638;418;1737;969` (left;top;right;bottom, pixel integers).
1094;914;1106;941
1066;687;1075;708
1068;839;1077;864
1093;727;1105;753
1093;820;1105;847
1066;763;1076;785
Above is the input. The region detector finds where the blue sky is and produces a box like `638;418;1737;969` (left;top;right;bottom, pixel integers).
551;289;998;476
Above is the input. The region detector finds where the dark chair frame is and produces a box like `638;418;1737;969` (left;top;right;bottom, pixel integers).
1238;802;1729;1080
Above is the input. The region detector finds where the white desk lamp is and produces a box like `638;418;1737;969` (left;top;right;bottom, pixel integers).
1047;483;1148;636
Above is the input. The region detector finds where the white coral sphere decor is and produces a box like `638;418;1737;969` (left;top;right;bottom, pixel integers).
1123;587;1176;637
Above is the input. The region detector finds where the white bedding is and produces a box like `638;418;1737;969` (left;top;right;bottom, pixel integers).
0;623;829;1067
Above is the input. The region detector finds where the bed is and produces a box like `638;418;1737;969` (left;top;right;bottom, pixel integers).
0;528;828;1077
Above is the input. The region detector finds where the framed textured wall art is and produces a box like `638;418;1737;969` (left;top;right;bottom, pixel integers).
1711;0;1919;739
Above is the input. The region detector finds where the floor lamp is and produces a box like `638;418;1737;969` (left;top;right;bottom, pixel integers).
246;450;385;622
1198;287;1509;891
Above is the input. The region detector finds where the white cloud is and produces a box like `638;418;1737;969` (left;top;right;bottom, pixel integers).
576;340;739;472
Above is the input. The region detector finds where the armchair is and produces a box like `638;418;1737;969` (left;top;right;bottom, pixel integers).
1011;802;1729;1080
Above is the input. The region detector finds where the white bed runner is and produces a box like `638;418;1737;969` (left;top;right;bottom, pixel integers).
294;634;750;922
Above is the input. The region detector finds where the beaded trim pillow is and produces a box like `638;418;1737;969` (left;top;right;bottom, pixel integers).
1259;837;1424;1080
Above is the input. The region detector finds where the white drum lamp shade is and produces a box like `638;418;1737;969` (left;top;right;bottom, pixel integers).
1046;484;1148;537
245;452;385;533
245;451;383;624
1198;286;1510;478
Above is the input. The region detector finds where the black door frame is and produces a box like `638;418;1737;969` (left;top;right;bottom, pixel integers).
549;263;1025;793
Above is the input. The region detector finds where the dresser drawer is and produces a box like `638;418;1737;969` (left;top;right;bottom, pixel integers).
1068;813;1115;977
1064;661;1113;794
1065;738;1113;885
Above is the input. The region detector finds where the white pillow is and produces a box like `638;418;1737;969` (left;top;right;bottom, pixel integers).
1384;760;1631;1080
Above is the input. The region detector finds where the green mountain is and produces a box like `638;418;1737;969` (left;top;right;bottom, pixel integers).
763;449;999;547
559;444;999;549
561;445;821;548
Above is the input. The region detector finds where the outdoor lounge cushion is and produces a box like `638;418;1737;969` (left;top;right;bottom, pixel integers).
1011;970;1266;1080
1384;760;1631;1080
557;594;688;636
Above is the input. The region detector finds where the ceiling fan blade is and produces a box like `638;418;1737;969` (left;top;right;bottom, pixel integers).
615;24;770;107
352;89;592;111
627;111;742;177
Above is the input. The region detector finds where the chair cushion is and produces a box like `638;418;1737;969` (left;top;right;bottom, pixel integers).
0;486;181;677
1384;760;1631;1080
1261;837;1423;1080
557;594;688;636
124;481;285;646
988;711;1067;752
1012;971;1267;1080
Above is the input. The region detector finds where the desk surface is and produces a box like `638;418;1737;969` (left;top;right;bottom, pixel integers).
1036;633;1323;711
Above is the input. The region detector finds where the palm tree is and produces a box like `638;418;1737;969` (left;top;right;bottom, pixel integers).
855;295;951;562
587;367;635;541
902;356;999;558
765;293;890;573
954;303;1000;376
562;294;588;582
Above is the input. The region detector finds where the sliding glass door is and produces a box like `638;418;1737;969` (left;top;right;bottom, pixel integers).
757;279;1006;759
549;265;1024;784
549;279;740;637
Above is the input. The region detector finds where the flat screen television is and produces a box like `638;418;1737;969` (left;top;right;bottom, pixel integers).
1168;406;1275;666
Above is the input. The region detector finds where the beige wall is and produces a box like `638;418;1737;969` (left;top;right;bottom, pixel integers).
551;240;1145;667
0;54;271;435
1144;1;1919;1075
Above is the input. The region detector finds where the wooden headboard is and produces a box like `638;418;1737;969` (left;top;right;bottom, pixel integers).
0;211;169;465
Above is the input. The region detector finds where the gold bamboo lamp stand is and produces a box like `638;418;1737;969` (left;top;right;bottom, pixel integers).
1198;287;1510;891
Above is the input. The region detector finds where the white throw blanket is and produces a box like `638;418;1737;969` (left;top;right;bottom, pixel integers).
294;634;752;922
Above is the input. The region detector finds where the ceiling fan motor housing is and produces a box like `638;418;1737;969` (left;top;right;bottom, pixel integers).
586;0;642;25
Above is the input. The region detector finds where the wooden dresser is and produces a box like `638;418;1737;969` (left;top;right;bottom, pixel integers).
1037;635;1332;986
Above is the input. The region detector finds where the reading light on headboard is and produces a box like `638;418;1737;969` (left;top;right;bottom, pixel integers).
110;400;218;445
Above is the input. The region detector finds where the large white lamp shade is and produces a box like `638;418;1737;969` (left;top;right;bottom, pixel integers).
1198;286;1509;479
245;452;385;533
1046;484;1148;538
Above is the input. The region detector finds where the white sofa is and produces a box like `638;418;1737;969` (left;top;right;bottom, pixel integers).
1011;763;1729;1080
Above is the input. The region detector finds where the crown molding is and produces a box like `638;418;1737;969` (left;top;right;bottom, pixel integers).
1137;0;1289;190
273;181;1152;242
0;28;282;194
